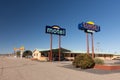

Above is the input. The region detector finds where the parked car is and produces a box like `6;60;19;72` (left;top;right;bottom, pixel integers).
25;55;33;58
53;56;68;61
112;57;120;60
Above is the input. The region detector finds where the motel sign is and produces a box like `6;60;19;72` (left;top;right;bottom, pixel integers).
78;22;100;33
46;25;66;36
78;21;100;58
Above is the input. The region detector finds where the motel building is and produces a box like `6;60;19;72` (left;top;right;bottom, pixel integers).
32;48;120;61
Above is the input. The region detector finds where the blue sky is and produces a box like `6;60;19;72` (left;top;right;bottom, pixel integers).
0;0;120;54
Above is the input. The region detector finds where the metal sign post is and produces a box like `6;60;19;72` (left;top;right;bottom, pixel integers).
91;33;95;58
50;34;53;61
86;32;89;54
20;50;23;59
58;35;61;61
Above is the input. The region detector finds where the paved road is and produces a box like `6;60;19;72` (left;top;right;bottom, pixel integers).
0;56;120;80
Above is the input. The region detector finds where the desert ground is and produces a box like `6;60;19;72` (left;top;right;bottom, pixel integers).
0;56;120;80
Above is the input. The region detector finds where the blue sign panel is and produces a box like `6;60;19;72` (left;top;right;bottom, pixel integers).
78;22;100;32
46;25;66;36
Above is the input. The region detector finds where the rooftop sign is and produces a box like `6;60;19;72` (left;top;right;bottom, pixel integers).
78;21;100;33
46;25;66;36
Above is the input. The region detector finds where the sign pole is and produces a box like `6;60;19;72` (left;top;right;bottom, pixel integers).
58;35;61;61
50;34;53;61
91;33;95;58
86;32;89;54
20;50;23;59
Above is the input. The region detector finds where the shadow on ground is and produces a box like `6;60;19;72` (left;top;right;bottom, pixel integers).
58;62;120;75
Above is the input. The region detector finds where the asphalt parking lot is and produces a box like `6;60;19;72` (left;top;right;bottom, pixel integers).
0;56;120;80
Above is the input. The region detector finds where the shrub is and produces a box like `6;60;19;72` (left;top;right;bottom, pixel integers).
94;58;104;64
73;54;95;69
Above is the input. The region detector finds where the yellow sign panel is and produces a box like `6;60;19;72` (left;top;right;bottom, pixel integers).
52;26;60;29
14;46;25;51
87;21;95;25
20;46;25;50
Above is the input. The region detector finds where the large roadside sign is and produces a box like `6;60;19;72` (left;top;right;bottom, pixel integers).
46;25;66;36
78;21;100;33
